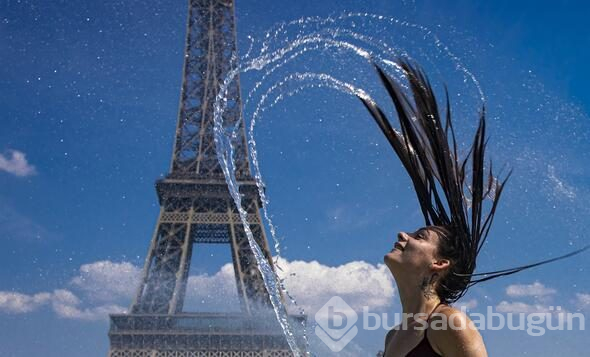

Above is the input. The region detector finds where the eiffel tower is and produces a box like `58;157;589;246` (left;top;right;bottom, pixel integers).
108;0;303;355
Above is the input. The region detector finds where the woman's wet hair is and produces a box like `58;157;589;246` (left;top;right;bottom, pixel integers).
431;226;476;303
359;60;589;303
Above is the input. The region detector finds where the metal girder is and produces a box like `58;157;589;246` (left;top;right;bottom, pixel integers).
108;313;306;355
108;0;302;355
169;0;250;180
130;182;274;315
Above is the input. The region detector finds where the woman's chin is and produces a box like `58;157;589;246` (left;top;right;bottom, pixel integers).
384;250;400;266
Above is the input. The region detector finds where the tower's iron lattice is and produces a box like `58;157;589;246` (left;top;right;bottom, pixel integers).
108;1;303;355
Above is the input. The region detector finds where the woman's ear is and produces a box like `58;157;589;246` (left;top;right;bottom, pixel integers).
431;258;451;272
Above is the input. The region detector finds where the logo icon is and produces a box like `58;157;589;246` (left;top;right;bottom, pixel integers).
315;296;358;352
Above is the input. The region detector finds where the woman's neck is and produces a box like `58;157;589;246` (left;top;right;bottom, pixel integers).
397;277;442;316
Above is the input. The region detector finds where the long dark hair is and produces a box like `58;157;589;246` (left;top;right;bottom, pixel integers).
359;60;589;303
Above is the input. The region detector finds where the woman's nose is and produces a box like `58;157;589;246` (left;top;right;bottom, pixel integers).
397;232;409;242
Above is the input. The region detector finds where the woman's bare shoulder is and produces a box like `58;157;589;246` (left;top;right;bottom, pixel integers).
432;305;475;324
428;306;487;357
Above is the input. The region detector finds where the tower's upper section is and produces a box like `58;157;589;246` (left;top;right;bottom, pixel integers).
168;0;250;180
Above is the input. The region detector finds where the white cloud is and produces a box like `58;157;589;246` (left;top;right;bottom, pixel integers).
181;258;395;314
0;150;36;177
495;300;570;327
51;289;126;321
170;258;395;314
0;258;395;321
70;261;141;302
0;289;125;320
0;261;136;320
0;291;51;313
497;282;577;320
274;258;395;314
68;260;242;312
505;281;556;298
496;301;556;314
183;263;241;312
575;293;590;311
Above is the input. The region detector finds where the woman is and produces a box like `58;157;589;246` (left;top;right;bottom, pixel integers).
383;226;487;356
359;61;588;357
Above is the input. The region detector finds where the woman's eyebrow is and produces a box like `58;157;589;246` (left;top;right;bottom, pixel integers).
422;228;435;239
416;228;429;238
428;226;447;239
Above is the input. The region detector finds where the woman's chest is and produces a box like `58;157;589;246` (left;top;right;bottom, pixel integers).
384;328;427;357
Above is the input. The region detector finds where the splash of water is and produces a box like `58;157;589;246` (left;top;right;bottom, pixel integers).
212;13;485;355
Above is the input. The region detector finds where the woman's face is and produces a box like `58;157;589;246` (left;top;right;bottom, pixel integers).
384;226;447;278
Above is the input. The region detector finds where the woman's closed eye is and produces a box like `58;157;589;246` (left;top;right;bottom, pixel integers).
414;229;428;240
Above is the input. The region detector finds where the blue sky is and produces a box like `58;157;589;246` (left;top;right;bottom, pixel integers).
1;0;589;356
